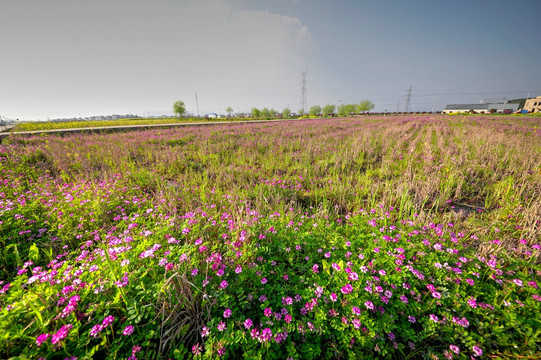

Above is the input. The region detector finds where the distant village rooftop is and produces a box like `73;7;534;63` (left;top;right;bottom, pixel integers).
443;99;519;114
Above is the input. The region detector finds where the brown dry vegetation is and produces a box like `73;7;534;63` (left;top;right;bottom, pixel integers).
7;114;541;250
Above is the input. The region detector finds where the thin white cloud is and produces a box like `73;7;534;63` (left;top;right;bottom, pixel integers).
0;0;315;119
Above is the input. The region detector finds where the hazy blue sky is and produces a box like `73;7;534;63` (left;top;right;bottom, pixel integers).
1;0;540;120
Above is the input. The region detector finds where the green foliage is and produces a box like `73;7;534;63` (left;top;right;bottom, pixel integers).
282;108;292;118
173;100;187;117
357;100;375;113
337;103;357;117
251;107;261;118
1;115;540;359
322;104;336;117
309;105;321;117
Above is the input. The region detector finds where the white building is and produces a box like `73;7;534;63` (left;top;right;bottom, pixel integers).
443;99;519;114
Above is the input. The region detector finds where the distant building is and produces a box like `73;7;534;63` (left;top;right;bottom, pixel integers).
523;96;541;113
442;99;519;114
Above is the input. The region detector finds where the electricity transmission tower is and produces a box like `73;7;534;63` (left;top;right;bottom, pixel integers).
299;70;307;113
404;86;412;113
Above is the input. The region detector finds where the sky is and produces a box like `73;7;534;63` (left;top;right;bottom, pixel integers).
1;0;541;120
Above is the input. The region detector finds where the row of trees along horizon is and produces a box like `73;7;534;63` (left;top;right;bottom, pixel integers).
173;100;375;118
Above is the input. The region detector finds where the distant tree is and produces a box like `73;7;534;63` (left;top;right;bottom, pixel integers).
337;104;347;117
226;106;233;117
322;104;336;117
251;107;261;118
269;108;277;118
261;107;271;118
357;100;375;114
173;100;186;117
282;108;292;118
298;108;306;116
309;105;322;117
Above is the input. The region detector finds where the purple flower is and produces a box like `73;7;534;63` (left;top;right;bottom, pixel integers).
244;318;253;329
472;346;483;357
122;325;134;336
201;326;210;337
341;284;353;295
408;316;416;323
282;296;293;305
51;324;72;345
90;324;103;338
264;308;273;317
432;291;441;299
220;280;228;289
36;333;50;347
260;328;273;342
102;315;116;327
192;343;202;356
261;277;268;284
348;272;359;281
364;301;374;310
449;345;460;354
329;293;337;302
223;308;232;318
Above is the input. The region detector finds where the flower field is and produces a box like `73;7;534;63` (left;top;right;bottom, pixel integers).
0;115;540;359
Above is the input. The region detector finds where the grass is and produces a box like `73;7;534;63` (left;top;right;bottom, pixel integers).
0;114;540;359
9;117;270;133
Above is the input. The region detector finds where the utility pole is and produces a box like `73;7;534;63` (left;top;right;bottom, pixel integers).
396;100;400;114
431;94;437;114
299;70;307;114
195;92;200;117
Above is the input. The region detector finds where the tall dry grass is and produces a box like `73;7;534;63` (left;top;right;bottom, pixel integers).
6;114;540;249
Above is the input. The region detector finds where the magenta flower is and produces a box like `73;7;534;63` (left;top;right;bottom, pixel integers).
122;325;134;336
219;280;228;289
432;291;441;299
264;307;273;317
312;264;319;273
90;324;103;338
472;346;483;357
223;308;232;318
102;315;115;327
364;301;374;310
51;324;72;345
513;279;523;287
329;293;337;302
282;296;293;305
244;318;253;329
217;322;226;331
261;277;268;284
449;345;460;354
260;328;273;342
284;314;292;323
192;343;202;355
201;326;210;337
36;333;50;347
341;284;353;295
348;272;359;281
